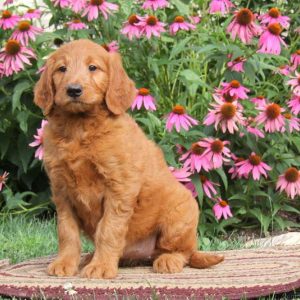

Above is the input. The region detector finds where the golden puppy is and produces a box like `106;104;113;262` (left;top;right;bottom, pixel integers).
34;39;223;279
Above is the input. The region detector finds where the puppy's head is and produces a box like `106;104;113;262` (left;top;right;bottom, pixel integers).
34;39;136;115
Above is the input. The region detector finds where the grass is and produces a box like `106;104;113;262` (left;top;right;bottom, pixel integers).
0;216;94;264
0;216;248;263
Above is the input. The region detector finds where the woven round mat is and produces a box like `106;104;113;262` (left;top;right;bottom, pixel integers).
1;246;300;299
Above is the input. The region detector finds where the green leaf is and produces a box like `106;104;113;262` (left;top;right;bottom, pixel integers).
160;144;177;166
249;208;271;235
252;191;271;199
35;32;60;45
292;137;300;153
274;216;286;231
226;45;243;59
228;194;248;201
180;69;200;81
160;35;174;43
2;189;29;210
170;37;191;59
12;81;31;112
0;133;10;159
215;168;228;191
244;61;256;84
282;204;300;214
147;112;161;128
172;0;189;15
18;134;33;174
191;174;203;207
16;111;29;133
194;45;217;54
224;70;243;83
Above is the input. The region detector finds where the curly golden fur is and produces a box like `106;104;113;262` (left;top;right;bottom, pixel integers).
33;39;224;279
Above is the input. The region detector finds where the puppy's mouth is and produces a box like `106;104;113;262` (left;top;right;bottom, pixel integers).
68;99;85;104
67;98;91;106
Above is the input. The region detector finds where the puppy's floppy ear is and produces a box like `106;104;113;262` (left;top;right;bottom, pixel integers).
34;58;55;116
106;53;136;115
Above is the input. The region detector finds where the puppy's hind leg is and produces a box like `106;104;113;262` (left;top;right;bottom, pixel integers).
153;193;199;273
153;192;223;273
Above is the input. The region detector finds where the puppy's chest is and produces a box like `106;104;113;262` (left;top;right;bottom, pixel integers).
46;138;106;204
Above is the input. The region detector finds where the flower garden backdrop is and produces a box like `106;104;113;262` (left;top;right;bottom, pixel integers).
0;0;299;238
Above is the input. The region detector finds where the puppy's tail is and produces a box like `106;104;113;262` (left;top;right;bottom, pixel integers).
189;251;224;269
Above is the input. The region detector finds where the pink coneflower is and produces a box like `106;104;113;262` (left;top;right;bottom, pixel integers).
185;182;197;198
251;95;267;107
227;8;261;44
169;166;192;183
180;143;211;173
0;171;9;191
228;155;247;179
0;40;36;76
82;0;118;21
288;95;300;115
200;175;218;198
246;126;265;138
258;23;286;55
199;138;231;170
275;65;291;76
3;0;13;5
0;10;20;30
169;166;197;197
166;105;198;132
121;14;142;40
287;72;300;96
235;152;271;180
11;20;43;46
70;0;86;13
227;56;246;73
189;14;201;25
67;18;87;30
102;41;119;53
209;0;234;15
138;15;166;39
255;103;285;132
291;50;300;70
0;62;4;77
131;88;156;111
37;65;46;74
175;144;185;155
169;16;196;35
282;113;300;133
212;91;241;110
276;167;300;199
142;0;168;10
204;100;245;134
29;120;48;160
52;0;70;8
22;9;42;19
213;198;233;220
220;80;250;100
259;7;290;29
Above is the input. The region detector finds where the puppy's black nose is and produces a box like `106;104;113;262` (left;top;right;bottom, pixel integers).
67;84;82;98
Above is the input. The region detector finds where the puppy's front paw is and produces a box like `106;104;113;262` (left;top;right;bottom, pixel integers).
81;261;118;279
47;258;78;277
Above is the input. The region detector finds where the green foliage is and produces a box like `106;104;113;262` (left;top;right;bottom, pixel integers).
0;0;299;237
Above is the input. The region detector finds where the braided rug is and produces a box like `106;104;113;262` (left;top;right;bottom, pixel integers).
0;246;300;299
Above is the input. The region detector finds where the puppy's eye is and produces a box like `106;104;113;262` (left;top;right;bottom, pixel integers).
89;65;97;72
58;66;67;73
